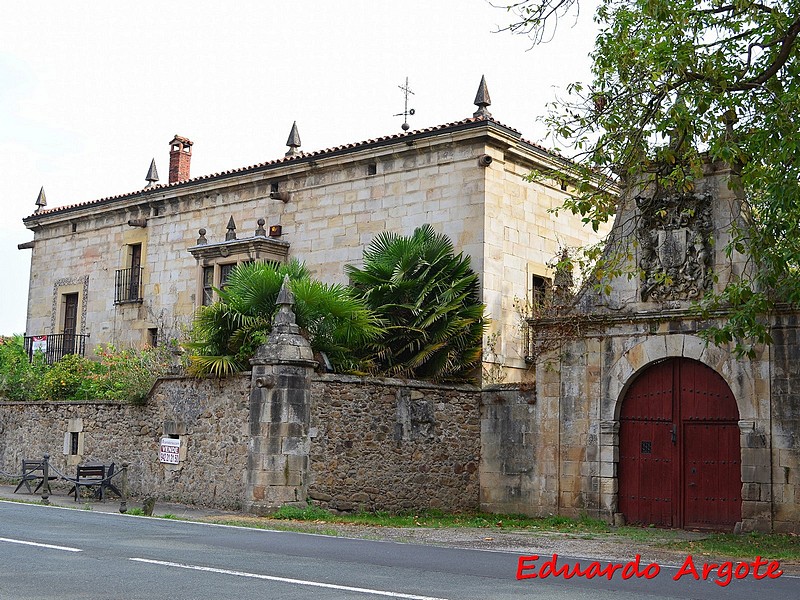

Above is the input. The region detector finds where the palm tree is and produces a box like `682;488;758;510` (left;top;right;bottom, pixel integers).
188;260;383;377
346;224;487;382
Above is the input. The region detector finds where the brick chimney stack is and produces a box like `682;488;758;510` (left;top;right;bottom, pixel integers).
168;135;193;183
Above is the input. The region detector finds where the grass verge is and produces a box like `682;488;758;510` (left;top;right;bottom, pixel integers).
666;533;800;561
205;506;800;562
268;505;611;532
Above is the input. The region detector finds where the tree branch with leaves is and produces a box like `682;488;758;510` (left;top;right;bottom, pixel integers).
502;0;800;355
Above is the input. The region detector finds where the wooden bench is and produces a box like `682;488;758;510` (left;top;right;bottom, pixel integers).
13;459;56;494
70;463;122;501
71;464;105;501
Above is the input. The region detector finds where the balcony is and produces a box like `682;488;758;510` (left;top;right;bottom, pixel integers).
115;267;143;304
24;333;89;365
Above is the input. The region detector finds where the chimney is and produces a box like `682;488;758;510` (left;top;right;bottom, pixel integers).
168;135;193;183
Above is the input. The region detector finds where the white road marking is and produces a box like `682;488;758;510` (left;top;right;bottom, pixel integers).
0;536;82;552
130;557;451;599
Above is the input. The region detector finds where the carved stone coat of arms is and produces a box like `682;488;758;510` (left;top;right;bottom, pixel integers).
636;192;713;302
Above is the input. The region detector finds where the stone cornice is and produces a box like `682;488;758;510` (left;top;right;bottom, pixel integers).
187;236;290;263
529;302;800;330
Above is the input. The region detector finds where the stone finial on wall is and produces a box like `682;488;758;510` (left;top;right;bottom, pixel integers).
255;218;267;237
285;121;301;157
473;75;492;119
145;159;159;188
225;216;237;241
35;187;47;213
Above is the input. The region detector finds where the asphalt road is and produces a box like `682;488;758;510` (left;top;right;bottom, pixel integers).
0;501;796;599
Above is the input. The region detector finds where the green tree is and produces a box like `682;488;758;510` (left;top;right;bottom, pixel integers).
502;0;800;355
346;224;487;382
187;260;383;377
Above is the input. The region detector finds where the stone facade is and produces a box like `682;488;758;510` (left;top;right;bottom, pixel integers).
0;374;480;513
482;161;800;533
20;100;609;382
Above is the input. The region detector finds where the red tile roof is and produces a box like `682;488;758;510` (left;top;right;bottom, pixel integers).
25;116;559;221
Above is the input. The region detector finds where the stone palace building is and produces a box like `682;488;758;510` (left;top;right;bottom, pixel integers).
18;78;608;382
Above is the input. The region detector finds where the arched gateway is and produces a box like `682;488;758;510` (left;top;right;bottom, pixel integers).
618;358;742;530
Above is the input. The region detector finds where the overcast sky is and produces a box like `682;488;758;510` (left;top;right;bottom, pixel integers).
0;1;598;335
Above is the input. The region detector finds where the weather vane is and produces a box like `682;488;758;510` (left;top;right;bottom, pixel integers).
394;77;415;131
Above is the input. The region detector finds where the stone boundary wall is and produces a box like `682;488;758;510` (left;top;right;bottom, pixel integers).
0;374;480;513
308;375;481;513
479;383;552;517
0;375;250;509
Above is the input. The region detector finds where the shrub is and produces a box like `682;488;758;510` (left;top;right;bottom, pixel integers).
0;335;45;401
3;340;173;404
40;354;101;401
90;344;174;404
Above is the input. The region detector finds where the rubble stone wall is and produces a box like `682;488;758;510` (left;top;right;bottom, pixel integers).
308;375;481;513
0;375;251;509
0;374;481;513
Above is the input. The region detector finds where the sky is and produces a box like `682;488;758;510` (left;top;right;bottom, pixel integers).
0;1;598;335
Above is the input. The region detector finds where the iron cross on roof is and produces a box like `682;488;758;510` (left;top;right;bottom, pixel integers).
394;77;415;131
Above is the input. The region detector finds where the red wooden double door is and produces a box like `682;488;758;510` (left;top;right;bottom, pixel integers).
618;358;741;529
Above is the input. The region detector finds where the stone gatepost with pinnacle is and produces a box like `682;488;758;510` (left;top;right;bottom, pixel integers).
245;276;317;514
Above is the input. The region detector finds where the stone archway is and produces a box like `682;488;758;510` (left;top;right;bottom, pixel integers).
596;334;768;531
618;357;741;529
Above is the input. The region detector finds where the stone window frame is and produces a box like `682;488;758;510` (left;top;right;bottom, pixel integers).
188;237;290;307
63;418;85;467
50;275;89;335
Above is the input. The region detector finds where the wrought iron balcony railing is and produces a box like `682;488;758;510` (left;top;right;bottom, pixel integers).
24;333;89;364
115;267;143;304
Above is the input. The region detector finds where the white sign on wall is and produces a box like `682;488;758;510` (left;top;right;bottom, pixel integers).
159;437;181;464
32;335;47;354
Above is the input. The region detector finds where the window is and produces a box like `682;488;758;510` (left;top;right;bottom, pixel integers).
189;231;289;308
367;163;377;175
148;328;159;347
49;278;87;362
532;275;551;307
219;263;236;288
63;418;84;466
202;266;214;306
129;243;142;299
115;243;144;303
62;293;79;336
61;293;79;355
